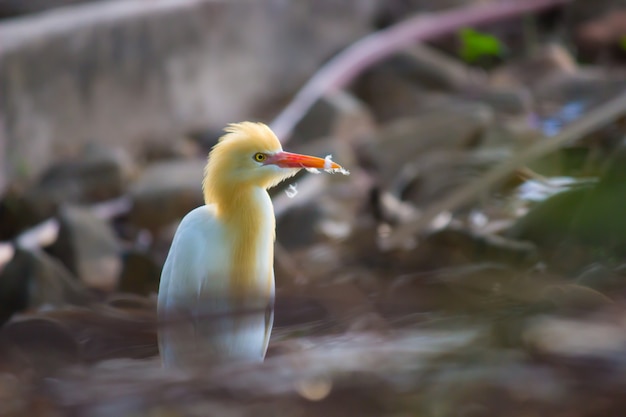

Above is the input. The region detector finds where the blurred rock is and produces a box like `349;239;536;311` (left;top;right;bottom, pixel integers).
566;0;626;57
273;292;329;328
424;359;567;417
403;44;482;91
525;315;626;359
0;248;93;325
43;306;158;362
490;44;577;88
128;160;205;231
467;86;533;115
46;205;121;291
426;228;539;267
351;56;449;123
540;284;613;311
431;263;531;311
381;272;459;316
0;0;379;188
292;91;377;145
0;304;157;375
0;143;130;239
137;136;201;164
187;127;223;156
574;9;626;61
277;203;324;250
32;142;130;202
576;263;625;294
0;188;44;240
357;103;494;188
117;249;161;296
533;71;626;108
0;317;80;376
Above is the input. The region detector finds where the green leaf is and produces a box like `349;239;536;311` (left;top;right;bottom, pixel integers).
619;35;626;52
458;28;504;63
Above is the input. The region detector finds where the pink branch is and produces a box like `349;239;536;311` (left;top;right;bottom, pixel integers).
270;0;571;142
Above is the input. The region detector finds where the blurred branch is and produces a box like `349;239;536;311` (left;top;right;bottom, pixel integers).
381;91;626;250
270;0;571;142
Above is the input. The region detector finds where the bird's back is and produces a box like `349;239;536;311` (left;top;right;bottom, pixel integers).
157;205;273;368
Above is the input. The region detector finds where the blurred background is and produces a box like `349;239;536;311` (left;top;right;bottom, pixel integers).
2;0;626;415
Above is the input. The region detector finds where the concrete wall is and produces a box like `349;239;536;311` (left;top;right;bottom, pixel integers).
0;0;378;188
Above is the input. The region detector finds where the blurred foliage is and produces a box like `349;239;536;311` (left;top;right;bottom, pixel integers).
458;27;504;63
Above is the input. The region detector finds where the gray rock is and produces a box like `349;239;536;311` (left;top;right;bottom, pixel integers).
576;263;624;293
403;44;482;92
352;56;448;123
0;247;93;324
47;205;121;291
468;86;533;115
357;103;494;188
0;316;80;376
129;159;205;231
0;142;130;238
276;203;324;250
117;249;161;296
291;91;376;145
490;44;578;89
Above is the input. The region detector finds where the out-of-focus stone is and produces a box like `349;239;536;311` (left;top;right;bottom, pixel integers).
468;86;533;115
43;306;158;362
29;142;131;203
357;103;494;187
490;44;577;88
273;291;329;329
46;205;121;291
128;159;205;231
291;91;377;145
532;71;626;114
0;248;93;325
424;359;567;417
117;249;161;296
0;316;80;377
0;0;379;188
540;284;613;311
426;228;539;267
576;263;624;294
403;44;482;91
276;203;324;250
352;56;449;123
524;315;626;359
0;143;131;239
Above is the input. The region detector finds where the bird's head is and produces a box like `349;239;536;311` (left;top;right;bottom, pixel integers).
203;122;343;204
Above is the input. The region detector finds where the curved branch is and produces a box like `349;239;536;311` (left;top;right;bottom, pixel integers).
270;0;571;142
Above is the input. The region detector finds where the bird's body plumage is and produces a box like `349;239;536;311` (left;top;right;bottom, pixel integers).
157;122;343;368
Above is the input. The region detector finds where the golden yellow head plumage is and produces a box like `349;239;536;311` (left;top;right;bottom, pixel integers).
202;121;345;213
203;122;291;206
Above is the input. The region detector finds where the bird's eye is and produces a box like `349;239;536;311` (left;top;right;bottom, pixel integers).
253;153;267;162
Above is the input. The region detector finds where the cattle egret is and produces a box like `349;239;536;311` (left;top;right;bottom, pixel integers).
158;122;345;368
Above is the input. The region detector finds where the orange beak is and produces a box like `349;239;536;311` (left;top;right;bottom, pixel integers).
267;151;343;170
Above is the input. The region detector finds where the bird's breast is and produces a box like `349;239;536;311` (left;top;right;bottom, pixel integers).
226;188;275;303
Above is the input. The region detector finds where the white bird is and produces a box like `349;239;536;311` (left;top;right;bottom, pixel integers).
157;122;344;367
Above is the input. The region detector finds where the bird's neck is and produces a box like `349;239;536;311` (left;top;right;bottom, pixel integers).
213;186;275;303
